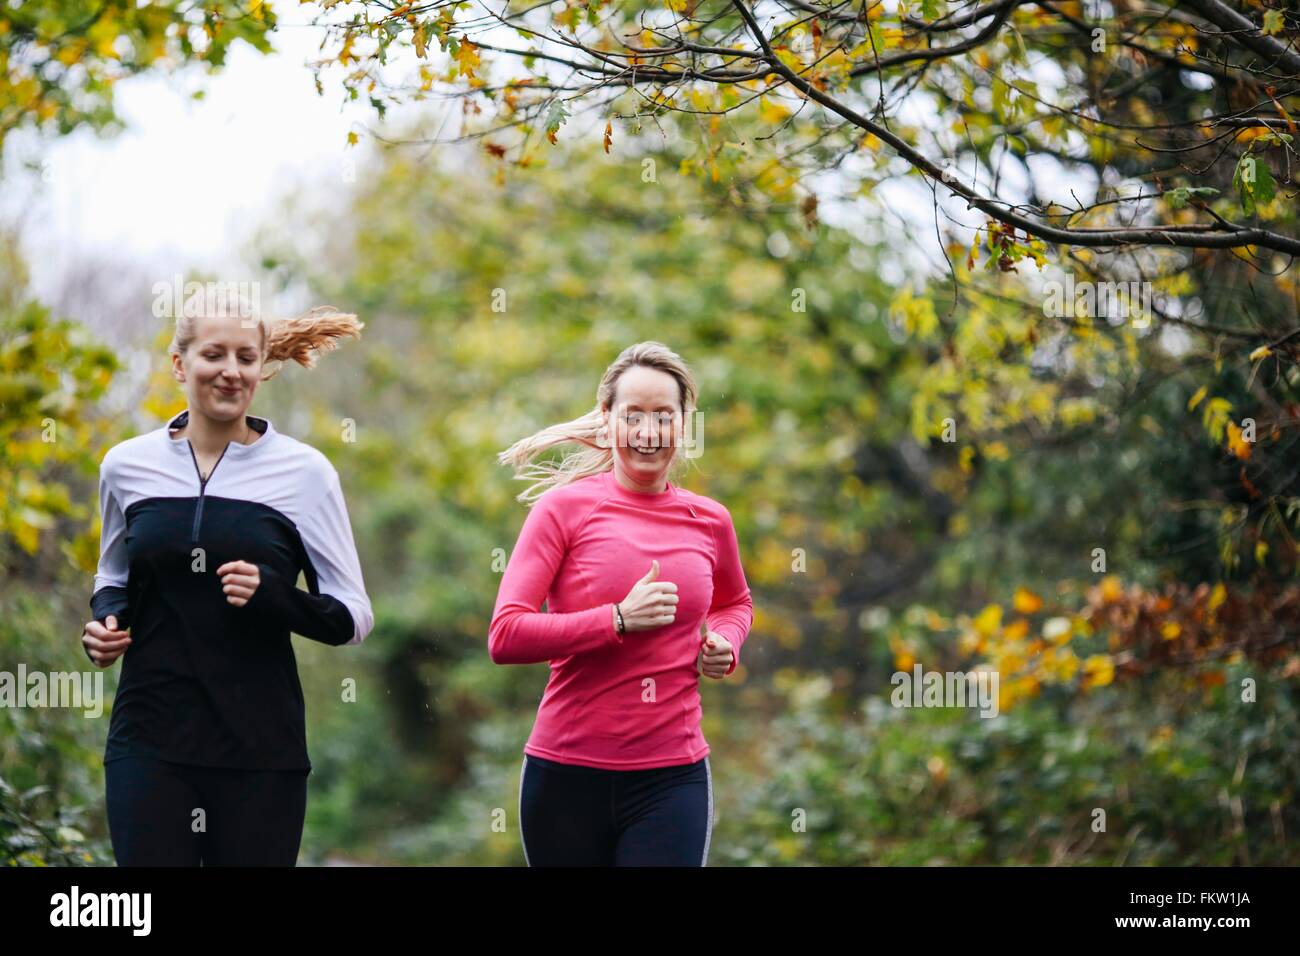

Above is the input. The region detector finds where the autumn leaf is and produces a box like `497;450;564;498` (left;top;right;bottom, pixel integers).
1099;575;1124;604
544;99;570;145
455;37;480;78
760;96;791;124
1197;670;1226;689
338;31;357;66
889;633;916;671
1080;654;1115;689
1239;466;1261;500
1012;587;1043;614
1226;421;1251;460
973;603;1002;637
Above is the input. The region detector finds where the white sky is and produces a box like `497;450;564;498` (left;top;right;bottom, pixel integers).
5;3;381;307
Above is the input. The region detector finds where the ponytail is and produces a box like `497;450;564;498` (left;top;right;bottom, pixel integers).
261;306;363;380
497;405;612;506
498;341;697;506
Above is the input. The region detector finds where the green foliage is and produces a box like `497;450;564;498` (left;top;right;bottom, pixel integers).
1234;153;1278;218
706;667;1300;866
0;237;127;866
1;589;115;867
0;236;120;562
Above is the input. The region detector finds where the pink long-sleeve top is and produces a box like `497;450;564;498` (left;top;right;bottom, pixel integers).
488;469;753;770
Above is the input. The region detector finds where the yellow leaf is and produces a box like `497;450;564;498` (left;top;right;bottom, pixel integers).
982;440;1010;461
890;286;938;338
55;41;86;66
338;32;357;66
1081;654;1115;689
1004;618;1030;640
973;603;1002;637
1207;582;1227;613
13;520;39;554
1012;587;1043;614
1226;422;1251;460
759;96;791;124
456;38;480;78
1187;385;1207;412
958;445;974;474
889;633;915;672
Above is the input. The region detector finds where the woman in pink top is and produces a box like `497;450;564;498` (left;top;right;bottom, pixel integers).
490;341;753;866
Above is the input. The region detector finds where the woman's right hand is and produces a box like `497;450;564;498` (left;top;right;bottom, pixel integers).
82;615;131;667
617;560;679;632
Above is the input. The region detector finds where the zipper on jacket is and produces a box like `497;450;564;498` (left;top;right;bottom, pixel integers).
187;441;230;545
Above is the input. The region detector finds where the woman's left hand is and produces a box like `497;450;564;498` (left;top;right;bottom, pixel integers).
699;631;734;679
217;560;261;607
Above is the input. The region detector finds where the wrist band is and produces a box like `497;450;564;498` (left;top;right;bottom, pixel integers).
614;603;625;634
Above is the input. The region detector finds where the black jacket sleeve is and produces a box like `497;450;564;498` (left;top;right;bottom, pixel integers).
245;562;357;646
242;464;373;647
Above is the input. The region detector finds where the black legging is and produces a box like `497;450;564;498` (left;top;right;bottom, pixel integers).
518;754;712;866
105;755;308;866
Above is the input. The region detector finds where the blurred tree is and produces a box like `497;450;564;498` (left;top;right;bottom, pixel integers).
0;230;123;865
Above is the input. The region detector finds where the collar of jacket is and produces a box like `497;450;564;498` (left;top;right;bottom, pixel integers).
164;408;276;459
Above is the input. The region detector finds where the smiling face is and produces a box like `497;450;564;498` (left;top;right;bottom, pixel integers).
603;364;683;488
172;313;264;424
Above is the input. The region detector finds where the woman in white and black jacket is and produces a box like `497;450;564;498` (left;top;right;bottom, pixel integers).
82;290;374;866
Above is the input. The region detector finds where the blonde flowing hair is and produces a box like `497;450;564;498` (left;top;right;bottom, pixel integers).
168;286;363;381
499;341;698;506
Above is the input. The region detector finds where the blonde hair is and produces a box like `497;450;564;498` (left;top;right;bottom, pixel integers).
499;341;699;506
168;287;363;381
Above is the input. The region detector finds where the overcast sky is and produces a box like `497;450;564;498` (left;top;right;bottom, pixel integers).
5;3;382;309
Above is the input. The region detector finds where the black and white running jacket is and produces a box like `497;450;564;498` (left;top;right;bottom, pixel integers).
90;409;374;771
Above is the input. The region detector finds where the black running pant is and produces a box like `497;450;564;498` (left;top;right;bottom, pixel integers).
105;755;308;866
519;754;712;866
